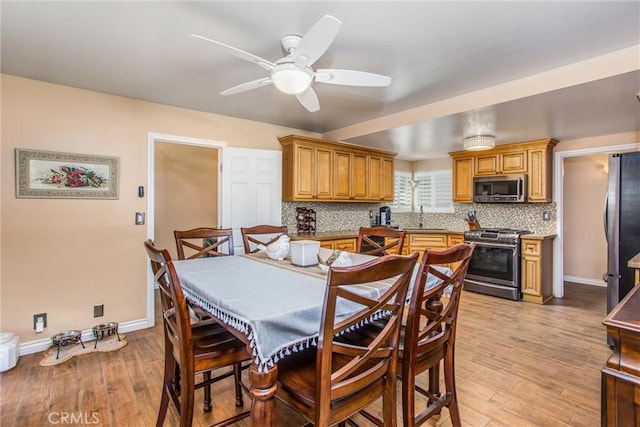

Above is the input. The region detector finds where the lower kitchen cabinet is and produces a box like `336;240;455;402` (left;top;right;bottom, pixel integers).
320;238;357;252
520;236;554;304
447;233;465;271
408;233;447;263
384;237;409;255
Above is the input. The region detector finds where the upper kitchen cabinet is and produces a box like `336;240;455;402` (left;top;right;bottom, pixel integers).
281;136;333;201
452;155;474;202
474;149;527;176
279;135;396;202
450;138;557;203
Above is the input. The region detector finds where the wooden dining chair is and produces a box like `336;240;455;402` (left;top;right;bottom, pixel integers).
240;224;288;254
144;240;251;427
356;226;407;256
275;251;419;427
398;242;475;427
174;227;234;259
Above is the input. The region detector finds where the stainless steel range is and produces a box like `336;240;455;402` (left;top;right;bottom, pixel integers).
463;228;531;300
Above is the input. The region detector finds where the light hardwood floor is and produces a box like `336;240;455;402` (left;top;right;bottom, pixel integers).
1;283;610;426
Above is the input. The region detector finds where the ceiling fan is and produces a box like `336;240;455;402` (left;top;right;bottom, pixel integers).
191;15;391;112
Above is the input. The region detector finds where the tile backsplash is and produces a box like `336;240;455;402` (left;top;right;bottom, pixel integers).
282;202;556;235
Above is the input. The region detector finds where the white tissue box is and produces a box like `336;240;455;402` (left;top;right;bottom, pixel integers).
290;240;321;267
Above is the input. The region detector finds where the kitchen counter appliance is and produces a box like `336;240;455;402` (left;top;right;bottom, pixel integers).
463;228;531;300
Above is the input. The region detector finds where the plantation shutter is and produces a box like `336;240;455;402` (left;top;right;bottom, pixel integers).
391;171;412;212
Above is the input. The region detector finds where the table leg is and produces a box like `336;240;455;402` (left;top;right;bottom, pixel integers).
249;364;278;427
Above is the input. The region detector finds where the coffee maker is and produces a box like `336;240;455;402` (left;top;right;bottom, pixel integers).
379;206;391;226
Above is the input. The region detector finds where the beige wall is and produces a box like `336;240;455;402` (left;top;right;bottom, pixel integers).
154;142;219;260
1;74;316;341
562;154;609;282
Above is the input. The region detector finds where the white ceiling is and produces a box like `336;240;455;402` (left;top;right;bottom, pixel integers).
2;1;639;160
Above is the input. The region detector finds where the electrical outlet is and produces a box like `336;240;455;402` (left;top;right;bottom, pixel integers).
543;211;551;221
33;313;47;332
94;304;104;317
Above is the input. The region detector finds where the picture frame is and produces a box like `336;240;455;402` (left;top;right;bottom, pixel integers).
15;149;119;199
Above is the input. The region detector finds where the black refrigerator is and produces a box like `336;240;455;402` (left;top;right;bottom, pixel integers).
605;152;640;321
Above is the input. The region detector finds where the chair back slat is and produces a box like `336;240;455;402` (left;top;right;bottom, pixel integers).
356;227;407;256
174;227;234;260
240;225;288;254
316;252;418;404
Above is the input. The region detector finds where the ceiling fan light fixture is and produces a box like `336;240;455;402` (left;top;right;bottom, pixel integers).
270;64;313;95
463;134;496;151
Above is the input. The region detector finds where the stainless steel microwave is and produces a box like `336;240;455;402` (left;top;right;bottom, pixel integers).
473;175;527;203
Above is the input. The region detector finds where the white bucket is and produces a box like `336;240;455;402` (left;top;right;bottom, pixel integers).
0;332;20;372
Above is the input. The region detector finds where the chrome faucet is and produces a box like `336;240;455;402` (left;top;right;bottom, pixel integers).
418;205;424;229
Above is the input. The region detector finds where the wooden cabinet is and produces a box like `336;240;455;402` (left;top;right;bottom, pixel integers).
520;236;554;304
602;284;640;426
385;237;410;255
282;139;333;201
450;138;557;203
475;150;527;175
368;156;395;202
408;233;447;263
527;143;554;202
452;156;474;202
280;135;396;202
447;233;465;271
320;238;356;252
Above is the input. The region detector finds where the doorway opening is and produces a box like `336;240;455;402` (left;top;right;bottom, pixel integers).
145;132;226;326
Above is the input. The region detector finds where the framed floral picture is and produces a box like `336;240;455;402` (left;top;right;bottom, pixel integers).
15;149;119;199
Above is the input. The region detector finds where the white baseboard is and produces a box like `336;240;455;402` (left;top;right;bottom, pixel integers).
564;275;607;287
18;317;152;356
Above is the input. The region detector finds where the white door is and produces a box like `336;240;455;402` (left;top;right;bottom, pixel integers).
221;147;282;253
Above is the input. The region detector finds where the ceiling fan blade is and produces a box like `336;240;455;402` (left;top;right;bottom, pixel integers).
296;87;320;112
220;78;272;96
190;34;275;71
315;69;391;87
293;15;341;67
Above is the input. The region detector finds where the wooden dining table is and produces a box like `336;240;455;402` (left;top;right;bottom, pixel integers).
172;248;446;426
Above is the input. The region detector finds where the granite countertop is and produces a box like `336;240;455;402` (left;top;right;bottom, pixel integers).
522;233;557;240
629;252;640;269
289;228;464;241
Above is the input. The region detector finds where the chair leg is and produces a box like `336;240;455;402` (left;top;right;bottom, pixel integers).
156;352;175;427
155;384;171;427
382;375;397;427
203;371;212;413
428;364;442;416
179;370;196;427
233;362;244;407
401;371;416;427
443;350;461;427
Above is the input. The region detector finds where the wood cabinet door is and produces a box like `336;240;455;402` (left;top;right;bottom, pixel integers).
382;158;395;201
334;238;356;252
452;157;473;202
528;148;549;202
333;150;352;200
315;147;333;199
500;151;527;174
352;153;369;200
295;144;315;199
369;156;382;200
475;154;499;175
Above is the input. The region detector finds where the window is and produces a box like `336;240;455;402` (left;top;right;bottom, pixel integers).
414;170;453;213
390;171;412;212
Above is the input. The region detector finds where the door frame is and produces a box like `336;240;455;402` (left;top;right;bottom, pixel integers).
553;142;640;299
146;132;227;326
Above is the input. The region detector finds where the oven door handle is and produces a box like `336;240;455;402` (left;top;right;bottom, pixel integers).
464;240;518;250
